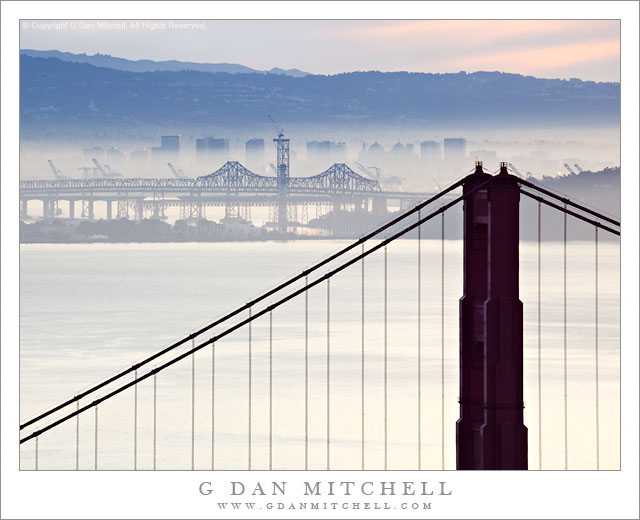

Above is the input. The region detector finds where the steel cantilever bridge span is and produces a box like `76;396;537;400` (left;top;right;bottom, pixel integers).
19;162;429;222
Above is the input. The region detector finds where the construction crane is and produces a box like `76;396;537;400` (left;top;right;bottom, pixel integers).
508;162;534;178
267;114;284;139
167;162;186;179
92;158;107;176
48;160;68;180
365;164;402;186
564;163;576;175
354;161;378;181
574;163;584;173
105;164;122;177
92;158;122;177
508;163;524;178
269;163;278;176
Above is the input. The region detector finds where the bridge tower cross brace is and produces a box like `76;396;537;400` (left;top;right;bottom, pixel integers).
457;161;528;470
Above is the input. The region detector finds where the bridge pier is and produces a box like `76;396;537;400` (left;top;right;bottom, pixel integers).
277;197;287;232
372;196;387;216
42;198;53;219
457;162;527;470
136;198;144;221
88;198;94;220
20;199;28;219
69;200;75;219
117;198;129;219
106;200;112;220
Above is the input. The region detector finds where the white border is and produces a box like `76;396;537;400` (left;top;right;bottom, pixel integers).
2;2;638;519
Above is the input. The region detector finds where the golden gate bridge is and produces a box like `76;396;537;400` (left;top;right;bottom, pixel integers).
19;162;620;470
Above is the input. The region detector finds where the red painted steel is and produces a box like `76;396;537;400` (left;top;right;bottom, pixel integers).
457;162;528;470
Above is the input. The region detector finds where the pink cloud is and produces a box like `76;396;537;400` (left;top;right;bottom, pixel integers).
453;38;619;74
345;20;618;46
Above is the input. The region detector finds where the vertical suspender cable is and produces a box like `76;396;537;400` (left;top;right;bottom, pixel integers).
76;401;80;471
361;243;365;471
595;227;600;470
327;278;331;471
94;405;98;470
134;369;138;470
384;246;388;470
269;310;273;470
441;212;445;470
191;341;195;470
538;201;542;470
305;276;309;470
563;206;568;470
417;210;422;470
248;307;252;470
153;373;157;470
35;437;38;470
211;343;216;470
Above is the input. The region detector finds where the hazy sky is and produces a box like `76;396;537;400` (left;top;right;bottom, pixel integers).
20;19;619;82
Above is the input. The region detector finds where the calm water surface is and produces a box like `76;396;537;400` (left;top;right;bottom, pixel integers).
19;239;620;470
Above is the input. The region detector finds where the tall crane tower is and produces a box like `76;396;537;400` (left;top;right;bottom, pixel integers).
354;161;377;181
268;115;289;233
167;162;186;179
48;160;68;180
92;158;122;177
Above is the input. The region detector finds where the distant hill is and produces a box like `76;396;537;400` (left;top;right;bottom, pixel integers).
19;55;620;139
539;166;620;219
20;49;309;77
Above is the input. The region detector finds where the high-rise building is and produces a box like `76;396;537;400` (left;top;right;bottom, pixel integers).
106;146;125;165
391;142;413;162
245;138;265;171
420;140;441;166
161;135;181;151
196;137;228;164
443;138;466;171
307;140;331;168
330;142;347;163
364;142;385;164
151;135;181;161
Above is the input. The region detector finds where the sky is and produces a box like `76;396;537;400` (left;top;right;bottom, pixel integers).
20;19;620;82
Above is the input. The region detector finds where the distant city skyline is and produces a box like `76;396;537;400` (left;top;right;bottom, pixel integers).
20;19;620;82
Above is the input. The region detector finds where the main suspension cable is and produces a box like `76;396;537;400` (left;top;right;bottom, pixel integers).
20;178;467;433
517;178;620;227
20;179;493;446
